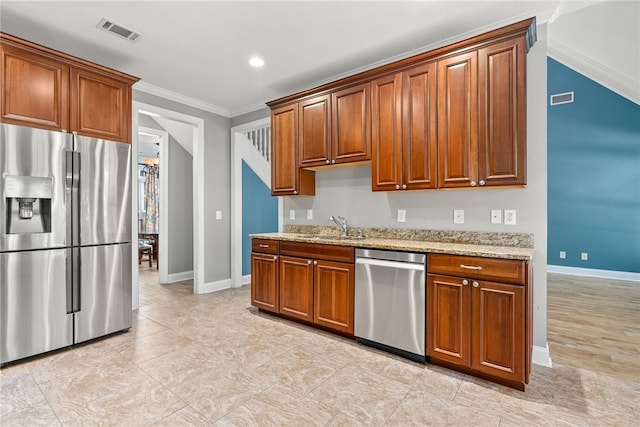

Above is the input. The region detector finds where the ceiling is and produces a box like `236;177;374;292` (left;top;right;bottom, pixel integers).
1;1;634;117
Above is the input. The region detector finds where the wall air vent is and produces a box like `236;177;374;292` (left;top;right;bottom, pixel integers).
550;91;574;106
97;18;142;42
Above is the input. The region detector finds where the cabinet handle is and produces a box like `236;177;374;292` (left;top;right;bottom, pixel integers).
460;264;483;271
326;160;330;164
470;181;477;187
313;260;318;265
331;159;336;164
259;244;269;248
395;185;400;190
462;279;469;286
402;184;407;190
472;281;479;287
479;180;486;186
307;260;312;265
273;255;279;261
293;190;298;195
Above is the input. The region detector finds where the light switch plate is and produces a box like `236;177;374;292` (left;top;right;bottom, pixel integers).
215;210;222;220
289;209;296;220
306;209;313;220
453;209;464;224
581;252;588;260
560;251;566;259
490;209;502;224
504;209;516;225
397;209;406;223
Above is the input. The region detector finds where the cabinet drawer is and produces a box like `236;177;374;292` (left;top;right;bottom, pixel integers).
280;241;354;263
428;253;525;285
252;239;280;254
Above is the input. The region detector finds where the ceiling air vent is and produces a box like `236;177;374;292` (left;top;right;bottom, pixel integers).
550;91;574;106
97;18;142;42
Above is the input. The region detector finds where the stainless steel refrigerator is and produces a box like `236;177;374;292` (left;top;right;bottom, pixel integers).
0;123;132;365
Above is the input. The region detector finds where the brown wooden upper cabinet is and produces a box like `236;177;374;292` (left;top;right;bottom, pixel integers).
438;36;527;188
0;33;138;144
372;62;437;191
271;103;315;196
267;18;535;195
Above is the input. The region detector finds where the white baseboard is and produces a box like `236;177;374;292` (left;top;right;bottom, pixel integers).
242;274;251;285
165;270;194;283
532;343;553;368
201;278;232;294
547;265;640;282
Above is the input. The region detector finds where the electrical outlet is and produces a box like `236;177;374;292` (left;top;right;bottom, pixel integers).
453;209;464;224
215;210;222;220
559;251;566;259
397;209;406;223
581;252;588;261
490;209;502;224
306;209;313;220
289;209;296;220
504;209;516;225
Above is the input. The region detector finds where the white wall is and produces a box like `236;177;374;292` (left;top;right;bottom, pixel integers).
285;25;549;356
167;135;193;276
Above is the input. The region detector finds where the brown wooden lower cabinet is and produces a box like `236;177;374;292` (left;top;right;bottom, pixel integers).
313;259;354;334
279;255;314;322
250;252;279;313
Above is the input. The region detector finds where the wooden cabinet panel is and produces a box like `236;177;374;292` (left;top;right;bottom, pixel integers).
478;37;526;186
279;256;314;322
471;280;525;382
428;253;526;285
250;253;279;313
0;43;69;130
314;260;354;334
403;62;438;189
331;82;371;163
427;274;471;365
251;239;279;255
70;68;130;143
280;241;354;263
437;52;478;188
371;73;402;191
299;95;331;167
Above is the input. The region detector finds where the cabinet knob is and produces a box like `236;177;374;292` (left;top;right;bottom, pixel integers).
472;281;479;288
313;260;318;265
395;185;400;190
307;260;312;265
331;159;336;164
293;190;298;195
273;255;279;261
462;279;469;286
470;181;477;187
402;184;407;190
326;160;330;164
479;180;486;186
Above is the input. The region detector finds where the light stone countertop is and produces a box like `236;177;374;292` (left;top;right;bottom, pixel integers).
251;231;534;261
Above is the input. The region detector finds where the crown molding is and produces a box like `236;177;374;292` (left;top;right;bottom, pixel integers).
134;81;231;117
548;39;640;105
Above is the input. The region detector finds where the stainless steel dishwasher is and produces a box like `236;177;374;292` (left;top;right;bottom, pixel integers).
354;248;426;361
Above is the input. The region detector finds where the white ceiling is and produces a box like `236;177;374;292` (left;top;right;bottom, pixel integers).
1;1;636;117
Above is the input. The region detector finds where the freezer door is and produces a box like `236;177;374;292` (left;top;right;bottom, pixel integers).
75;136;131;246
0;249;73;364
1;123;73;252
74;243;132;343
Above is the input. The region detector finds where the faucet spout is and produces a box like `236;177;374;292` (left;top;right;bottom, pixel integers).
329;215;348;237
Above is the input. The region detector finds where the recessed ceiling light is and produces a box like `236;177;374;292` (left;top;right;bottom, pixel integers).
249;57;264;68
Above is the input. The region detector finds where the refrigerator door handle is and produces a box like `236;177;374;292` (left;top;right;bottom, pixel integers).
65;151;81;247
65;248;73;314
72;247;81;313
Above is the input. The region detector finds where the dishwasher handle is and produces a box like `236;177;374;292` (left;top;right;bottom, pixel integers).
356;257;425;271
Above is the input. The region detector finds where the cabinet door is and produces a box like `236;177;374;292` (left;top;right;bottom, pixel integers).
437;52;478;188
427;274;471;366
403;62;438;190
471;280;525;383
0;44;69;131
70;68;130;143
279;256;314;322
478;37;526;186
313;260;354;334
371;73;402;191
251;253;279;313
299;95;331;167
331;82;371;163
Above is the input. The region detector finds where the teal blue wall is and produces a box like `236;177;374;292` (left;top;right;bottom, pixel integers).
242;161;278;275
547;58;640;272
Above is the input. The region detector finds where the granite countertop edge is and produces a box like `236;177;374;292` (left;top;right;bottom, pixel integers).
251;232;534;261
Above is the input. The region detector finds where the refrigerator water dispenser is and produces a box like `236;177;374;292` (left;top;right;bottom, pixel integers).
4;175;53;234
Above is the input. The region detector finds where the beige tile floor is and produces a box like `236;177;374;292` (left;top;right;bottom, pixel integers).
1;266;638;426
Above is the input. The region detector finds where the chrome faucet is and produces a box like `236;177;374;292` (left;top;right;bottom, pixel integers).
329;215;348;237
